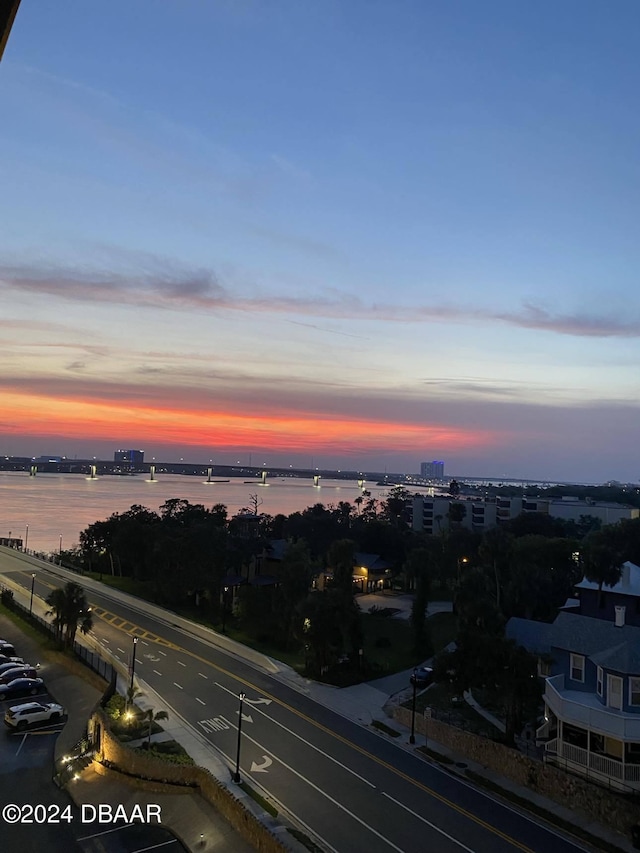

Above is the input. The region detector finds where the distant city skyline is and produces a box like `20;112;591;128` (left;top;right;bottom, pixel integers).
1;3;639;483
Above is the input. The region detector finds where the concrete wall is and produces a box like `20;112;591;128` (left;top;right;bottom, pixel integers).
393;706;640;837
91;709;289;853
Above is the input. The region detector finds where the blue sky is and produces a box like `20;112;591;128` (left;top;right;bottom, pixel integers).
0;1;639;482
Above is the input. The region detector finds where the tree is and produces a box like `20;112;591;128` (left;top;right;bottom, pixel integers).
447;502;466;529
408;549;432;656
582;527;625;608
45;581;93;647
276;541;314;649
141;707;169;749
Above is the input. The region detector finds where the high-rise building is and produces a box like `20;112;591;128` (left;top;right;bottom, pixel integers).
420;460;444;480
114;449;144;467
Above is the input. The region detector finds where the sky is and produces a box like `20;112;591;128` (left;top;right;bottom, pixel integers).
1;1;639;483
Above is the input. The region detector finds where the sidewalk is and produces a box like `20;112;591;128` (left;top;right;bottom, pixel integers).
272;664;636;853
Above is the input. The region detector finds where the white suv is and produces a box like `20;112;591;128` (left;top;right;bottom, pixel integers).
4;702;66;730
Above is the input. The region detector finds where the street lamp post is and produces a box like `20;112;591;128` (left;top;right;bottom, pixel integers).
233;692;246;783
24;524;29;552
59;534;63;563
221;585;229;634
29;573;36;617
410;668;417;745
129;636;139;698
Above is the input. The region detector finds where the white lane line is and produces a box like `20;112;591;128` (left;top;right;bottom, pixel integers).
15;733;28;756
382;792;476;853
101;637;110;643
217;716;403;853
158;650;167;656
135;658;143;664
114;656;120;662
177;661;186;667
141;641;149;646
214;681;374;789
173;682;183;690
117;647;126;654
153;669;162;676
198;672;208;679
196;698;205;705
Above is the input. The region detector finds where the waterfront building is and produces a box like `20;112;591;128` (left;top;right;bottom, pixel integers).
114;449;144;467
420;460;444;480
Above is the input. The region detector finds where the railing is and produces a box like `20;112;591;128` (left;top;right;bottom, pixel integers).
0;585;114;686
545;736;640;789
545;674;640;740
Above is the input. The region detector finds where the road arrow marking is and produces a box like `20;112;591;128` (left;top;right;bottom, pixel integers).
238;712;253;723
245;697;272;706
250;755;272;773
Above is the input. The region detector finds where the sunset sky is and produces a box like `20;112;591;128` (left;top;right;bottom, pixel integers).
1;1;639;482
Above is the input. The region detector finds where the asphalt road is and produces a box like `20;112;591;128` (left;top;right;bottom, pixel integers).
1;552;592;853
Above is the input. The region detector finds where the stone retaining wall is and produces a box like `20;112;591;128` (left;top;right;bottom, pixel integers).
91;709;289;852
393;705;640;837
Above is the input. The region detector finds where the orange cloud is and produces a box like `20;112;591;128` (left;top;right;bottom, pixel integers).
1;390;497;455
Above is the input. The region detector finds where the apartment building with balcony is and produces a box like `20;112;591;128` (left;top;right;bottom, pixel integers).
508;562;640;791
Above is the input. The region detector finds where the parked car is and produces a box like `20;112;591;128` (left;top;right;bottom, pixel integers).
0;678;45;700
410;666;433;688
0;666;38;685
0;644;17;657
0;661;27;677
0;655;24;666
4;702;65;730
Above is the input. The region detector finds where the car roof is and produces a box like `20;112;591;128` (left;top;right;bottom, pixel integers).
9;702;44;711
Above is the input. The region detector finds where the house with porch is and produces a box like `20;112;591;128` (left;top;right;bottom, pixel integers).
507;561;640;791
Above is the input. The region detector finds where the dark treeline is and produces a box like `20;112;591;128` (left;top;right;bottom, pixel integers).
66;487;640;691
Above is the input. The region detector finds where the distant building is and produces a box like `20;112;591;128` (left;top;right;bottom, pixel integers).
114;449;144;467
420;460;444;480
36;455;62;463
408;494;639;534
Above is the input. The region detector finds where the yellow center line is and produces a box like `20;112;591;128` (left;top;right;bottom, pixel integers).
83;596;533;851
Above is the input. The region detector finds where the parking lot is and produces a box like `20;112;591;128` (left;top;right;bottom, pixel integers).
0;616;190;853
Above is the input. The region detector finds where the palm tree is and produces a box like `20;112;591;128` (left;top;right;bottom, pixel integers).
45;581;93;647
582;528;625;608
142;708;169;748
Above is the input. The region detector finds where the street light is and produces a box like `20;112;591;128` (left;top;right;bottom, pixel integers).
59;534;63;563
221;586;229;634
129;636;139;697
410;668;417;745
233;691;246;783
29;573;36;617
24;524;29;552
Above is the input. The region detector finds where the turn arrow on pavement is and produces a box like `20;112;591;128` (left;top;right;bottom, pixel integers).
245;697;272;706
250;755;273;773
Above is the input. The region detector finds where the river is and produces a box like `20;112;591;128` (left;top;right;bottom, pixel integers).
0;472;393;553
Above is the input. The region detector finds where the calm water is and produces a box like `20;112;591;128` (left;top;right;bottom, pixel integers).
0;472;391;553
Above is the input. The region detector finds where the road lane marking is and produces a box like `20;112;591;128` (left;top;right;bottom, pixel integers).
174;682;183;690
218;716;405;853
158;650;167;656
177;661;186;667
153;670;162;676
117;647;126;654
382;792;476;853
15;733;28;756
198;672;208;679
214;680;375;788
141;641;149;646
57;573;538;853
196;698;205;705
179;650;536;852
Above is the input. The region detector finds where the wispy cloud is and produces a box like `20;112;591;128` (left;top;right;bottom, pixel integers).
0;259;637;338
